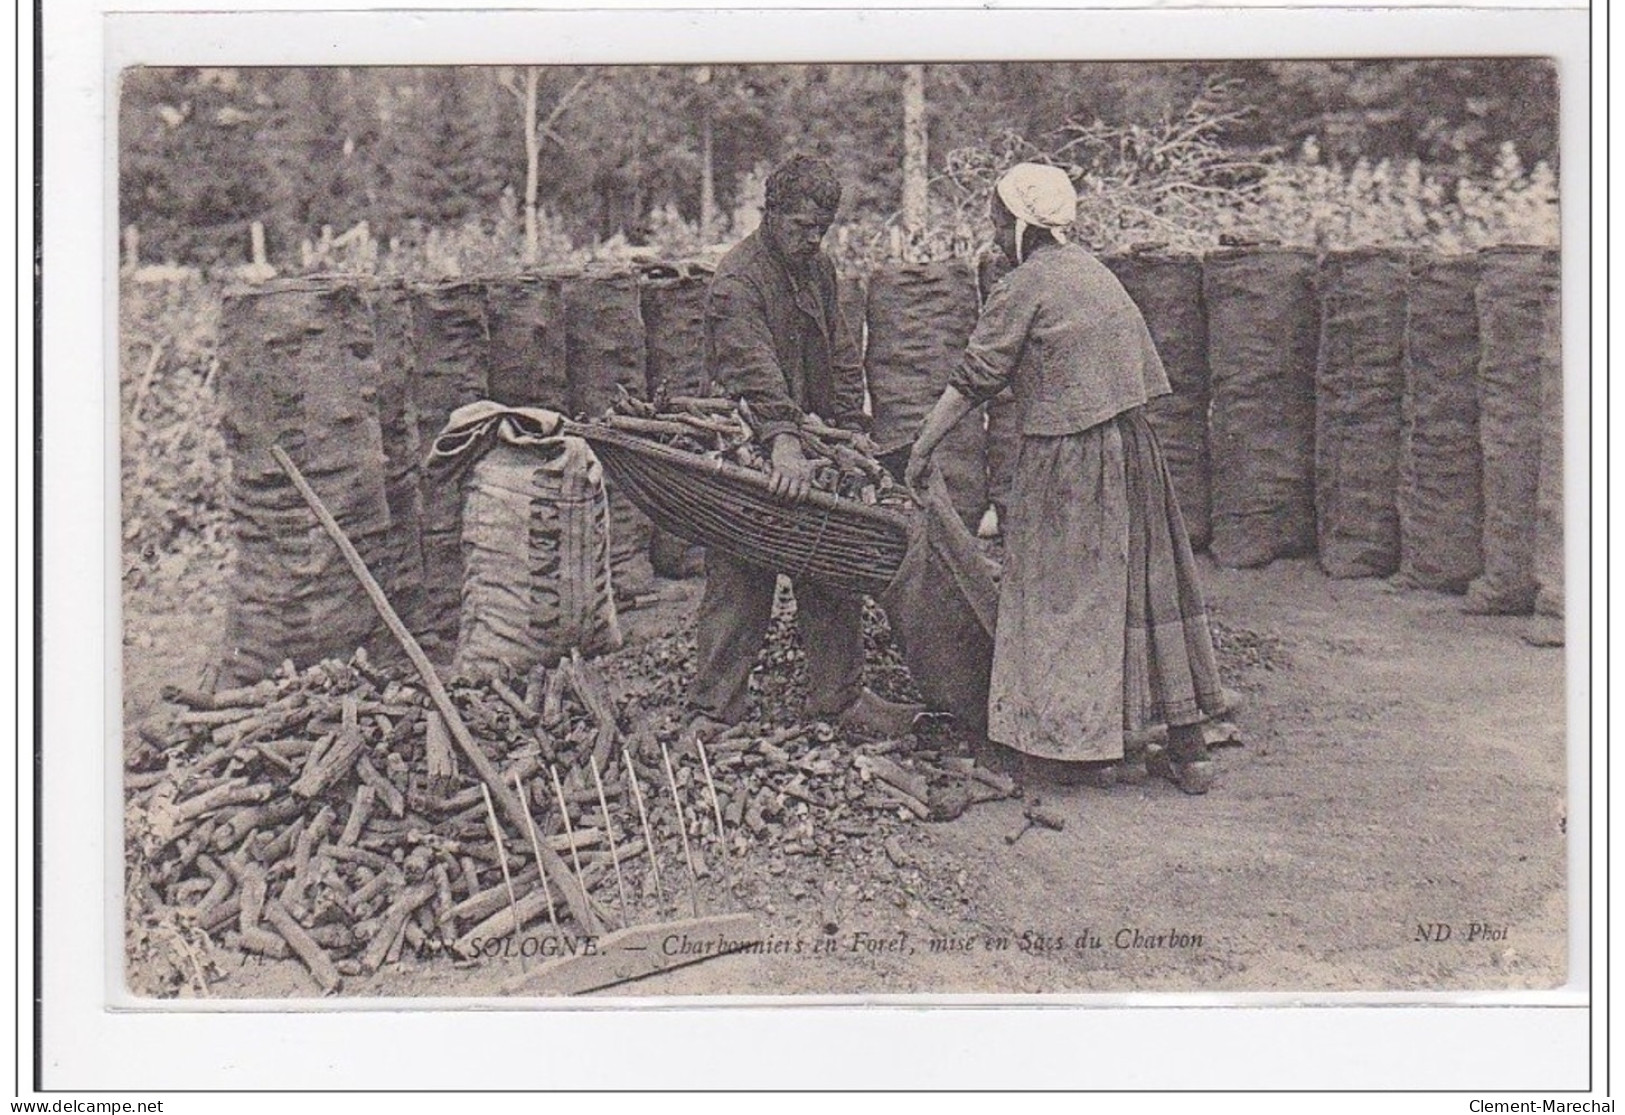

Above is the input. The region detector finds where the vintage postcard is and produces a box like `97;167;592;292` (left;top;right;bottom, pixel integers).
29;0;1590;1093
116;47;1576;1005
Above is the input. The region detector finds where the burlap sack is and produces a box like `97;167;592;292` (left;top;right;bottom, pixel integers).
1105;252;1212;550
411;280;491;644
1527;261;1565;645
566;271;654;595
453;441;623;677
641;264;712;401
867;260;988;530
1398;255;1484;592
367;283;425;636
217;279;392;681
1314;249;1409;578
484;275;569;411
1203;248;1319;568
1465;248;1559;615
977;253;1019;527
641;265;713;578
879;472;999;738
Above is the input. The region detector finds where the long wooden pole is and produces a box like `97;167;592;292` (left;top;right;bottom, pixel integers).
481;784;526;972
589;756;631;924
694;736;736;891
270;444;603;934
623;749;665;905
514;772;559;933
658;739;702;918
548;765;591;911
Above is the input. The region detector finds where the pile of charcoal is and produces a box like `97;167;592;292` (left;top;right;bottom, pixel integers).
126;643;1015;994
594;388;915;509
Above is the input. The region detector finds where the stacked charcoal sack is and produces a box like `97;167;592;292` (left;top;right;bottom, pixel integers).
483;273;569;411
565;270;656;598
409;282;491;647
1202;248;1320;568
835;270;869;362
1398;254;1484;592
452;436;623;678
639;262;713;579
1465;247;1561;617
1527;268;1565;646
218;280;393;683
1104;251;1212;550
1313;249;1409;578
366;284;426;638
866;260;988;531
834;271;872;458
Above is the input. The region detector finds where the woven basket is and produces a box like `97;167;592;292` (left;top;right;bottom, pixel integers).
573;424;912;597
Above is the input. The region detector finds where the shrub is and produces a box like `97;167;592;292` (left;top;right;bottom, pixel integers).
119;276;229;597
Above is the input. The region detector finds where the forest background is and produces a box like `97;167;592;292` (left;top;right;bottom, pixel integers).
118;59;1561;275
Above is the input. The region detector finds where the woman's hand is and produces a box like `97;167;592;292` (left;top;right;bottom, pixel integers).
906;386;979;493
768;434;816;504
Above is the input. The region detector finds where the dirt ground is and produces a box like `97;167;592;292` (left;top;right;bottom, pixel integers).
121;550;1568;1000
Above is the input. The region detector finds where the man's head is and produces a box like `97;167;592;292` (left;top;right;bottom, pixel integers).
762;154;842;263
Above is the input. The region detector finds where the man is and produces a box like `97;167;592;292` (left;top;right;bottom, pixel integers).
686;154;923;742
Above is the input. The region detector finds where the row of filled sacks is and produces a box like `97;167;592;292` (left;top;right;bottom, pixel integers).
217;280;404;684
1197;246;1562;638
215;269;719;681
214;247;1564;683
658;249;1562;636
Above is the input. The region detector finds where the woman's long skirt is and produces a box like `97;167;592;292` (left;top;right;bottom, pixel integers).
989;408;1224;762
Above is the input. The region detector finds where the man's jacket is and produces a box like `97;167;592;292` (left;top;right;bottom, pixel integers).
704;228;870;445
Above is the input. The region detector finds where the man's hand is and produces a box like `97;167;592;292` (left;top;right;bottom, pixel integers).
804;412;876;459
904;443;934;492
768;434;816;504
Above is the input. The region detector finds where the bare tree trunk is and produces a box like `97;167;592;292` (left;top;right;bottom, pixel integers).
901;64;929;238
251;221;269;266
523;67;541;265
502;67;592;261
695;65;719;244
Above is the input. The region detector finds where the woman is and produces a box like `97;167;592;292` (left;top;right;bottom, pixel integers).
906;163;1225;794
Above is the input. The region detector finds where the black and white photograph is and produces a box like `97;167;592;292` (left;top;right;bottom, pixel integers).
22;0;1619;1096
109;44;1581;1009
76;0;1599;1046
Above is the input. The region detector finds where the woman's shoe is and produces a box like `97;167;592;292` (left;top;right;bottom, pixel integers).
1170;758;1215;795
1146;745;1215;795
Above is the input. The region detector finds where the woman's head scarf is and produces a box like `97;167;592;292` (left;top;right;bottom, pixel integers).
995;163;1077;263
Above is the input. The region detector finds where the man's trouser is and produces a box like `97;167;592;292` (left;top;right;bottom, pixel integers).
688;547;864;725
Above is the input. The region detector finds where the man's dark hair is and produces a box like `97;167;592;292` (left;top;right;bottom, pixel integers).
764;154;843;214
